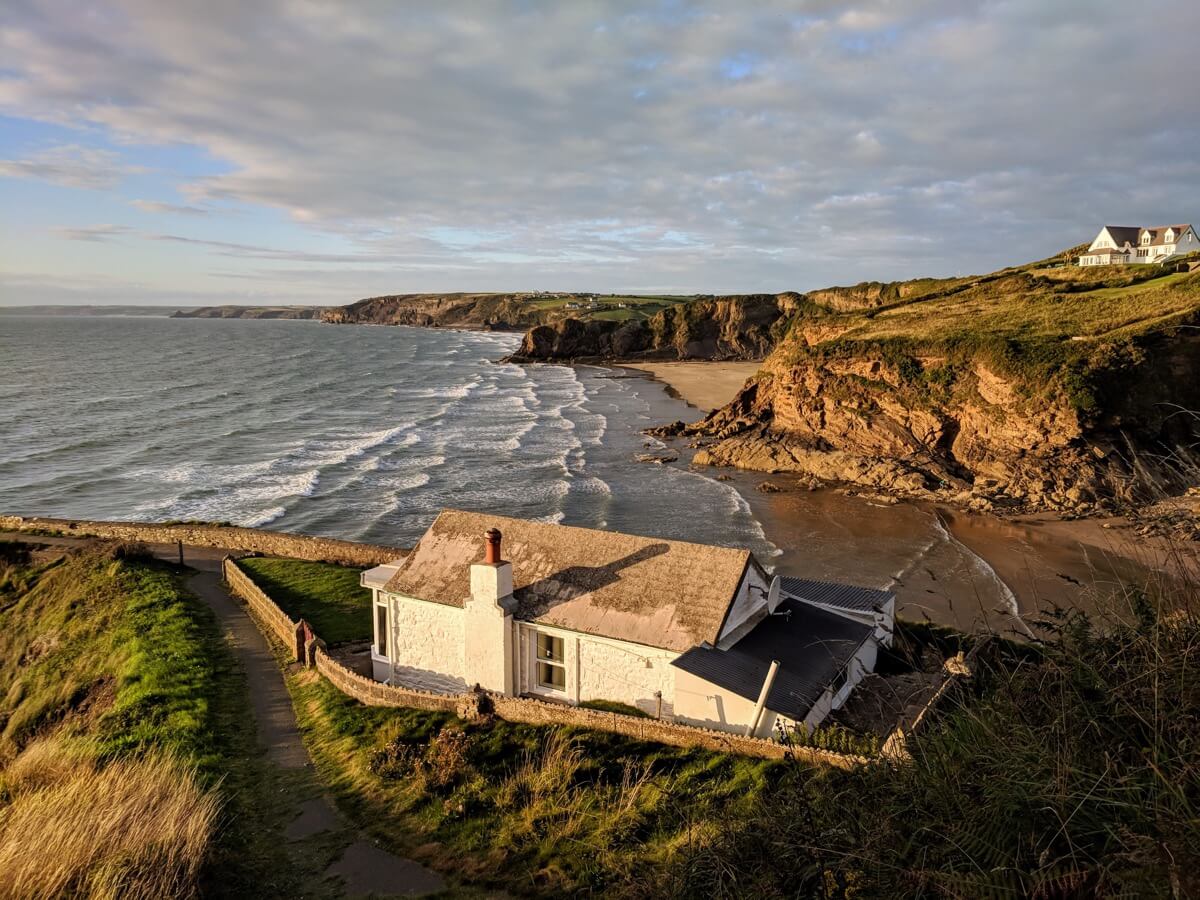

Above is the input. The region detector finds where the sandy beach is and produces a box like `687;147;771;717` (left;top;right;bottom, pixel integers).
622;361;761;412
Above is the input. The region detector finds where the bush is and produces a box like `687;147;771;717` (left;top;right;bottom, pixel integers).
369;725;474;794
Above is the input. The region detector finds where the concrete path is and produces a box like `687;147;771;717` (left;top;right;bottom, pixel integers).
2;532;447;898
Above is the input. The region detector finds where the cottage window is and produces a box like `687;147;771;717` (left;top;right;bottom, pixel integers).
375;605;388;657
536;632;566;691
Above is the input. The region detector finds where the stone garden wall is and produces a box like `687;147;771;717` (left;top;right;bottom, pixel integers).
0;515;404;566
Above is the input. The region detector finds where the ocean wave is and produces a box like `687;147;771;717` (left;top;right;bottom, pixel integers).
568;475;611;496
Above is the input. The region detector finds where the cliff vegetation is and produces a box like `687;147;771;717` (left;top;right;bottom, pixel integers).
669;253;1200;511
0;541;296;897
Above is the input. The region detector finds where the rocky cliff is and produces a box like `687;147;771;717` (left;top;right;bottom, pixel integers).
661;262;1200;512
508;293;806;361
172;305;324;320
321;293;552;330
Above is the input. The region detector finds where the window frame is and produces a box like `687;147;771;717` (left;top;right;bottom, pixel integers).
534;631;568;694
375;602;389;658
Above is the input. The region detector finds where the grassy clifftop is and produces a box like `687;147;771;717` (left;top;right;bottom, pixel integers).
792;258;1200;413
679;254;1200;511
0;542;293;897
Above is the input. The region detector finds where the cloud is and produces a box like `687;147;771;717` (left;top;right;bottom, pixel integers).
129;198;208;215
52;223;135;241
1;1;1198;295
0;144;146;189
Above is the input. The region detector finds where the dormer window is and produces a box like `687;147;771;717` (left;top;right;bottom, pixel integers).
1165;229;1175;243
1142;233;1151;245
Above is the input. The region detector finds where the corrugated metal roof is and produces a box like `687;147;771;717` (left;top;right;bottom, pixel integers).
779;576;894;613
670;598;873;722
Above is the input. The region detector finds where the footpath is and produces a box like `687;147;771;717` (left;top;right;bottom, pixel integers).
1;533;446;899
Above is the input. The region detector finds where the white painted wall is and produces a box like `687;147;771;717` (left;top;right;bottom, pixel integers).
516;622;678;716
382;593;468;693
716;566;770;648
463;562;514;693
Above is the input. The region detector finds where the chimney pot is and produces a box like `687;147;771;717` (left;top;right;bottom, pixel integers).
485;528;502;565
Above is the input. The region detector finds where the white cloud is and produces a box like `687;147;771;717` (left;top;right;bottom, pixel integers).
52;223;134;241
129;198;208;216
1;0;1198;295
0;143;146;189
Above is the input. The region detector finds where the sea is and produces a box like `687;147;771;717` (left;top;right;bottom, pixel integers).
0;316;774;555
1;315;1165;635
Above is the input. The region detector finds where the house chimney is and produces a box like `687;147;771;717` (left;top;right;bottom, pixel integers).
485;527;502;565
465;525;515;695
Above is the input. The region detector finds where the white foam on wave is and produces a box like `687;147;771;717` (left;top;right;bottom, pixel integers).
927;513;1027;628
568;475;612;496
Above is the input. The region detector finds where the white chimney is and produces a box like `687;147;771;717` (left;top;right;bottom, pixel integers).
463;527;514;694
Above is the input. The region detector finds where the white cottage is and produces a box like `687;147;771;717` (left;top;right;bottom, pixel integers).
362;510;894;739
1079;223;1198;266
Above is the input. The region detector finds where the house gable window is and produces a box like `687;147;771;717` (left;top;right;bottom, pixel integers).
536;632;566;691
1142;233;1151;245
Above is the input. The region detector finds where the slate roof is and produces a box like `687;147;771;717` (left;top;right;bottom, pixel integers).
383;509;758;652
671;598;873;721
779;577;894;614
1097;226;1141;247
1142;224;1194;247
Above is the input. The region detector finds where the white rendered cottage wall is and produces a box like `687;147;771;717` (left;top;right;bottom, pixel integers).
383;593;468;693
716;566;769;646
674;668;768;735
577;637;677;717
516;622;678;716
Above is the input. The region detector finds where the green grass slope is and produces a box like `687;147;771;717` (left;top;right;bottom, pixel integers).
237;556;370;644
792;259;1200;414
0;541;297;897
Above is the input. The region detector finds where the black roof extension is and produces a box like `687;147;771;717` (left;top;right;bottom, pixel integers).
779;576;894;614
670;598;873;722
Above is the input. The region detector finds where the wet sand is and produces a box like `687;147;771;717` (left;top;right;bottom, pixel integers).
622;361;761;412
722;470;1192;638
621;361;1195;636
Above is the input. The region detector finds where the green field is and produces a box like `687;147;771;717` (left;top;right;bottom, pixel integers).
237;556;370;644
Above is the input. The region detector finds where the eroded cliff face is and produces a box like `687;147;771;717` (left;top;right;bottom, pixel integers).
677;334;1200;512
509;293;804;361
322;293;545;330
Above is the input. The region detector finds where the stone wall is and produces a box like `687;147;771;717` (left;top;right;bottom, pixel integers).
880;640;986;760
315;649;461;713
222;556;866;765
223;557;298;648
0;515;404;566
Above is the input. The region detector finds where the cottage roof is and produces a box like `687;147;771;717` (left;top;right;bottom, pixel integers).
671;598;873;722
1098;226;1141;246
1141;225;1193;246
383;509;757;652
779;577;894;614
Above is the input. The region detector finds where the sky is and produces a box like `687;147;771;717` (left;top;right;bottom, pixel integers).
2;1;1199;307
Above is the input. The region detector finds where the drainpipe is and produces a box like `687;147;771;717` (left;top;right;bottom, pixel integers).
746;659;781;737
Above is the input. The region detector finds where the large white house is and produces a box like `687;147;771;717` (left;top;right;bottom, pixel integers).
1078;224;1198;266
361;510;894;739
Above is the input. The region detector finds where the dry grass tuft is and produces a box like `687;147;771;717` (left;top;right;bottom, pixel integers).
0;741;219;900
